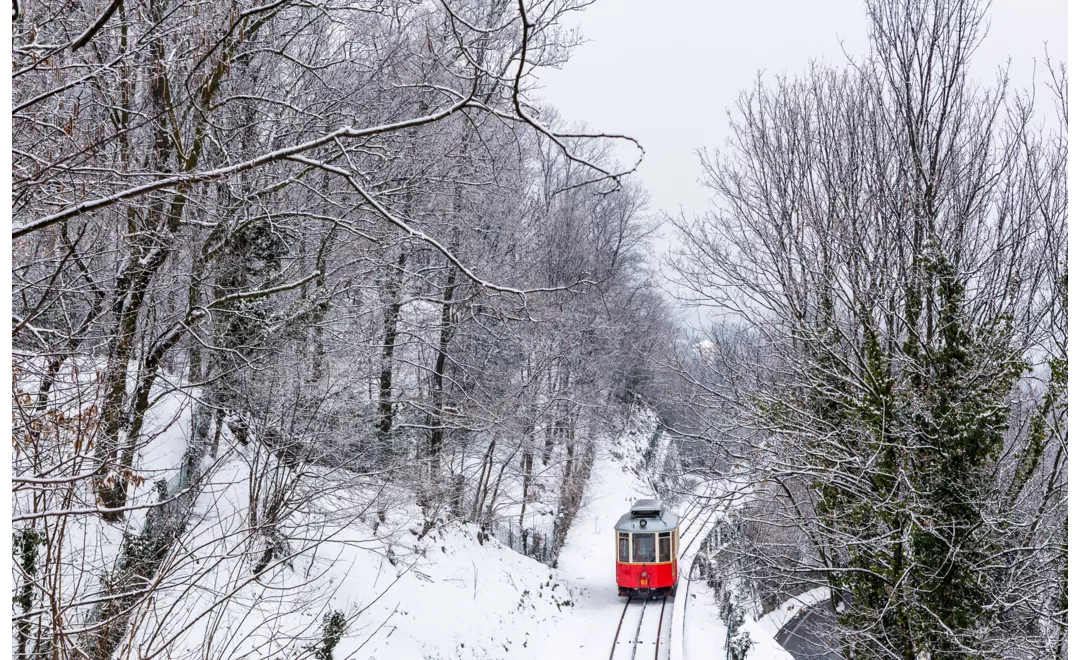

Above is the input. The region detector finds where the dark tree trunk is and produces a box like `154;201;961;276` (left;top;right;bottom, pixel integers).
428;263;457;469
377;250;408;445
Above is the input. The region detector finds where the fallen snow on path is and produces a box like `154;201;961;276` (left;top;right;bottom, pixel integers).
683;579;795;660
668;474;795;660
743;618;798;660
670;477;727;660
683;578;727;659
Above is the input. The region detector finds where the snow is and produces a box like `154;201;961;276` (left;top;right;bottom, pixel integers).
742;618;797;660
683;578;727;658
671;477;726;660
757;586;833;639
683;579;796;660
531;414;658;657
329;522;575;659
667;473;796;660
18;370;797;660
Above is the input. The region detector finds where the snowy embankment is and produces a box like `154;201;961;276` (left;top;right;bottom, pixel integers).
105;386;581;659
306;521;575;659
154;483;576;659
668;477;786;660
670;477;726;660
664;475;796;660
757;587;833;639
680;575;794;660
14;360;597;660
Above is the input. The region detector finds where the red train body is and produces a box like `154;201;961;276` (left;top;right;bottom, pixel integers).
614;499;680;598
616;558;679;590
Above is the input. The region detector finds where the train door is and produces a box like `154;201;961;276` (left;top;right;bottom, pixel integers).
672;527;680;582
658;532;671;562
659;531;673;583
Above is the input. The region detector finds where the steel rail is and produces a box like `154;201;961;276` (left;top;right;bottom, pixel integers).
609;599;632;660
629;599;649;660
654;596;668;660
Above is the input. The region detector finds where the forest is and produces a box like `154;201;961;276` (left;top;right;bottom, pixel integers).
11;0;1066;658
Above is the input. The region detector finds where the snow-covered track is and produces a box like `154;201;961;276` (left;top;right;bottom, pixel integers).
671;479;729;660
678;493;715;562
610;597;669;660
652;596;668;660
630;599;649;660
610;600;632;660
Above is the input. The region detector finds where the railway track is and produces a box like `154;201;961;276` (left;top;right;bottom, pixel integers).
608;596;669;660
678;483;722;562
608;480;725;660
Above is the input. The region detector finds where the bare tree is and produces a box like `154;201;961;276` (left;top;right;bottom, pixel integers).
12;0;679;657
671;1;1066;658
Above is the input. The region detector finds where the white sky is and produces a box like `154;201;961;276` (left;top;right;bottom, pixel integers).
535;0;1067;232
533;0;1066;325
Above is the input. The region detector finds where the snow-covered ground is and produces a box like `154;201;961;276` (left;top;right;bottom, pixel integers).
327;521;575;659
531;416;658;658
666;478;793;660
683;579;727;658
121;389;584;660
757;587;833;639
20;374;797;660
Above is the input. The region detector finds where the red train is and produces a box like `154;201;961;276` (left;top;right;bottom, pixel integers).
615;499;680;598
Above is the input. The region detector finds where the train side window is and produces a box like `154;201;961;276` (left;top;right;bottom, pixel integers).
632;533;655;563
618;533;630;562
658;532;671;562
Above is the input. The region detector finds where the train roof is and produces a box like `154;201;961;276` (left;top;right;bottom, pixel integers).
614;499;680;532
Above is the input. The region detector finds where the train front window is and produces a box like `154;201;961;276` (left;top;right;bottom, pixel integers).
632;533;655;563
658;532;671;562
618;533;630;562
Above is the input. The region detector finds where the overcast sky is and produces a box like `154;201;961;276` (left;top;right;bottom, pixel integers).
535;0;1067;238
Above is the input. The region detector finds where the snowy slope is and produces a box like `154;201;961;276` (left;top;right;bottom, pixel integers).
121;417;582;660
21;373;790;660
12;363;581;660
325;521;577;660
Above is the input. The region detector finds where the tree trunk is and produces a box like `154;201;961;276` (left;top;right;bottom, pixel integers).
377;250;408;446
428;263;457;473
